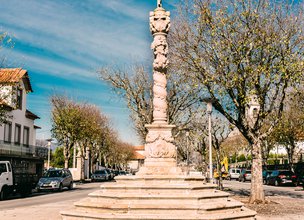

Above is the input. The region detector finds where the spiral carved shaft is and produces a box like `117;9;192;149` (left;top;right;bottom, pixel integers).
150;7;170;124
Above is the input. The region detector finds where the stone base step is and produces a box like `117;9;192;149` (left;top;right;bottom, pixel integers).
74;198;244;215
99;183;216;194
87;191;230;202
61;207;256;220
114;175;206;184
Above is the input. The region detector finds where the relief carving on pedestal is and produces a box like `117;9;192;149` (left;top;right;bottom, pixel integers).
145;129;176;158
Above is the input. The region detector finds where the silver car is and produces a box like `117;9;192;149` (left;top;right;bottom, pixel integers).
228;168;242;180
91;169;109;182
37;169;73;192
238;169;252;182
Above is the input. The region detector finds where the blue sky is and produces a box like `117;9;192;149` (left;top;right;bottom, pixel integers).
0;0;178;145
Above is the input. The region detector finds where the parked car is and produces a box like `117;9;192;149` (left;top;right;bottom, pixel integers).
91;169;109;182
266;170;297;186
105;169;115;180
113;170;119;176
36;168;73;192
118;170;127;175
294;169;304;187
262;170;273;184
238;169;252;182
228;168;242;180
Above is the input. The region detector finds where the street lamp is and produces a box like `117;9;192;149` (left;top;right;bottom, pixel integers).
186;130;190;175
201;98;214;183
46;138;52;170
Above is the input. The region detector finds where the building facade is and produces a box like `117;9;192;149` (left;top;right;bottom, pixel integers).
0;68;47;174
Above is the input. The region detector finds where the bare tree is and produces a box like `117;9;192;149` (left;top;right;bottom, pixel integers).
0;32;14;124
99;64;202;143
169;0;304;203
270;91;304;171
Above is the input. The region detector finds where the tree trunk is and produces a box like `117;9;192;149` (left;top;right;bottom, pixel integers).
63;147;70;169
80;156;85;182
249;139;265;204
287;144;295;172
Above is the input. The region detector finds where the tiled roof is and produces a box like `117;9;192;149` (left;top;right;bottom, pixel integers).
133;145;145;151
0;68;33;92
132;151;145;160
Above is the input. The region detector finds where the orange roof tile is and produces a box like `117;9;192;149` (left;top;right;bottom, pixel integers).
0;68;33;92
133;145;145;151
132;151;145;160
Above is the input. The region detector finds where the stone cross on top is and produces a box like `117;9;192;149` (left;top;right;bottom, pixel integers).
157;0;162;7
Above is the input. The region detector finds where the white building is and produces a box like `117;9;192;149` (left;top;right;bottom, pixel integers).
0;68;42;154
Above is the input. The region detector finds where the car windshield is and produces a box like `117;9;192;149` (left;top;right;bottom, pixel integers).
43;170;62;178
280;171;293;175
94;170;106;174
246;171;251;174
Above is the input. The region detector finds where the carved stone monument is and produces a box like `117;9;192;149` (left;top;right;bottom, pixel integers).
137;2;180;175
61;2;256;219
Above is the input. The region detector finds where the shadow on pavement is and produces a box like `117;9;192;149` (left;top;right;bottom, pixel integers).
225;186;304;199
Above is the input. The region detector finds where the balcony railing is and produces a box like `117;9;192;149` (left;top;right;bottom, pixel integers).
0;140;48;160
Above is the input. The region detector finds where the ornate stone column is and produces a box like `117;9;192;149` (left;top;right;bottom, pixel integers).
139;1;180;175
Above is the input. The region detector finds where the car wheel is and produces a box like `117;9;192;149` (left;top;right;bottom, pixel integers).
0;187;8;200
242;178;245;182
68;182;73;190
58;183;63;192
275;180;279;186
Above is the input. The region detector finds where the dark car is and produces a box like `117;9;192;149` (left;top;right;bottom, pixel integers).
263;170;273;185
113;170;119;176
105;169;114;180
294;170;304;187
238;169;251;182
267;170;297;186
91;170;110;182
37;168;73;192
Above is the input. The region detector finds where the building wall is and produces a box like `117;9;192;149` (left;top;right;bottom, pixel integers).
0;82;37;146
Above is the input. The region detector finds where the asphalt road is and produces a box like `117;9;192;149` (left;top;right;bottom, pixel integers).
223;179;304;199
0;182;104;220
1;179;303;220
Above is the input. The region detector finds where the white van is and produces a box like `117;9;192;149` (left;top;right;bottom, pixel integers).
228;168;242;180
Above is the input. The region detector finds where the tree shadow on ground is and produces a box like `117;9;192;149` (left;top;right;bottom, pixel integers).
225;187;304;199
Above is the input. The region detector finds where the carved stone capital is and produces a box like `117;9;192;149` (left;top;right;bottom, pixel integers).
149;7;170;35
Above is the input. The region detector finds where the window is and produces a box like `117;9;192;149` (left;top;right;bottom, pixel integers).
0;163;7;173
4;122;12;142
252;108;258;119
14;124;21;145
16;88;22;110
23;126;30;146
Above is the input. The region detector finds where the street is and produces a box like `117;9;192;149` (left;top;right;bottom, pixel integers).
223;180;304;199
0;182;103;220
0;180;304;220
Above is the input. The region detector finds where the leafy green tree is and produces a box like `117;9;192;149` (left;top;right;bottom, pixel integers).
170;0;304;203
51;96;82;168
270;91;304;171
50;146;73;168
